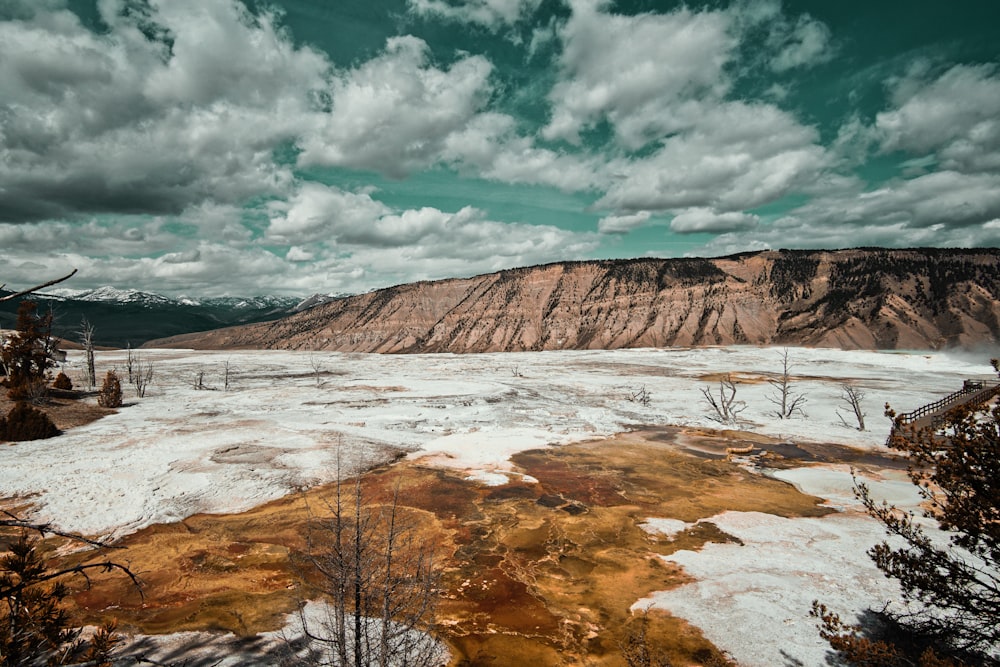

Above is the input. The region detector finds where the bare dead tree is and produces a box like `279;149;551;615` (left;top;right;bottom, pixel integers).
131;352;154;398
309;355;327;388
192;370;214;391
289;456;443;667
0;269;77;303
223;358;233;392
78;317;97;389
836;384;867;431
767;348;807;419
626;385;652;407
125;343;135;385
700;374;747;425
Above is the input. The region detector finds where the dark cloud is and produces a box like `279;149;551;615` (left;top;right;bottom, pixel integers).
0;0;324;223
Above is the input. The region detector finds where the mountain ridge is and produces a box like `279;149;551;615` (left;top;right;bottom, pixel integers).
0;290;303;348
143;248;1000;352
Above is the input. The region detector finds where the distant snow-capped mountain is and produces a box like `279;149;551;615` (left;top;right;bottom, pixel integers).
45;286;173;305
0;287;304;347
177;295;302;310
44;287;300;310
292;293;350;312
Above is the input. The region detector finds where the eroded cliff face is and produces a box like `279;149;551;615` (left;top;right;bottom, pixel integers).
146;249;1000;352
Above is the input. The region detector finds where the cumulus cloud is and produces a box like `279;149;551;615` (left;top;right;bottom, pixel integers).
595;102;827;213
688;169;1000;257
543;0;735;149
0;0;329;223
768;13;833;72
876;64;1000;173
407;0;543;29
2;0;994;298
285;246;315;262
0;241;293;296
598;211;651;234
0;217;182;257
442;113;606;191
266;182;391;245
297;36;494;176
536;0;832;227
262;182;601;293
670;208;759;234
805;171;1000;229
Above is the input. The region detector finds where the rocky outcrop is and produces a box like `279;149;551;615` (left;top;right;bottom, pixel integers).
145;248;1000;352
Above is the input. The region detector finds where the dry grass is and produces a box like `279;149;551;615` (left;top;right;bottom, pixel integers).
0;390;116;444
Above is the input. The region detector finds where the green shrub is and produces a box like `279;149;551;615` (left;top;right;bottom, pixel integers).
1;402;60;441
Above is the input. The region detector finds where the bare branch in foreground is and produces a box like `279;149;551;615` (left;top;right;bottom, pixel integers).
0;269;78;302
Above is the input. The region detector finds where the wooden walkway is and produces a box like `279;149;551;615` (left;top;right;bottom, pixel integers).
893;379;1000;434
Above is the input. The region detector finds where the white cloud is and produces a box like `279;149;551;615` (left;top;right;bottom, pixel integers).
543;0;736;149
0;0;328;222
769;14;833;72
788;171;1000;230
689;169;1000;256
407;0;543;29
670;208;759;234
1;242;293;296
443;113;607;192
595;102;827;213
876;63;1000;174
285;246;315;262
536;0;832;223
297;36;494;177
598;211;651;234
261;182;601;293
267;182;391;245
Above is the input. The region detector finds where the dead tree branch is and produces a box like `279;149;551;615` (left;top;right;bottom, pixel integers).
0;269;78;302
0;510;122;550
700;374;747;426
836;384;867;431
767;348;807;419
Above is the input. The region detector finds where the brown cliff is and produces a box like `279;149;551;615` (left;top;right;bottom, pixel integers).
145;248;1000;352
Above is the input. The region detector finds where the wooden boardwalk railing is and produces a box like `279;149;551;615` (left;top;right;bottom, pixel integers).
892;379;1000;436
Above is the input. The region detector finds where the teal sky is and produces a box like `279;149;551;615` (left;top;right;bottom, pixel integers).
1;0;999;296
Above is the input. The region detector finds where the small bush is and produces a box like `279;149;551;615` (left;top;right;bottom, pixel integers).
97;370;122;408
1;402;60;441
7;377;48;403
52;372;73;390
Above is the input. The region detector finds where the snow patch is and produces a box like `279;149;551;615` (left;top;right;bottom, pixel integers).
640;518;691;538
635;510;906;667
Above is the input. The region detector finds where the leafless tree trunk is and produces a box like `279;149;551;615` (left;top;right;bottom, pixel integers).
131;352;154;398
700;374;747;425
223;358;233;392
79;317;97;389
767;348;807;419
126;343;135;384
290;455;443;667
309;355;327;388
837;384;866;430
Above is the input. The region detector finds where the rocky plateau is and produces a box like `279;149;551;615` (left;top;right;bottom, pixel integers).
145;248;1000;352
